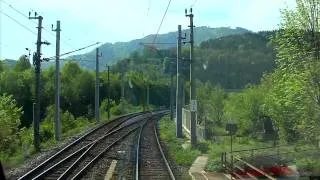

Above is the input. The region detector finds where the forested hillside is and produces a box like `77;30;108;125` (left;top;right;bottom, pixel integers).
65;26;250;69
114;31;276;89
196;32;276;89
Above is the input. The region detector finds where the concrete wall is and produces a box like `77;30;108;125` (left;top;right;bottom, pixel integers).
182;108;205;140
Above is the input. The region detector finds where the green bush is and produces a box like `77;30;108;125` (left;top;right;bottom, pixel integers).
110;104;122;116
0;94;22;154
197;141;210;153
296;158;320;173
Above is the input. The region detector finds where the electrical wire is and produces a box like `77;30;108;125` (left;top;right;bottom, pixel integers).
0;9;37;35
1;0;30;19
45;42;100;60
147;0;151;16
151;0;172;45
0;0;100;61
191;0;198;8
1;0;56;37
0;0;84;53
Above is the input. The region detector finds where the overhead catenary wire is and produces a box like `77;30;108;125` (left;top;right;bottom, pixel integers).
1;0;31;20
0;0;91;55
151;0;172;46
0;9;37;35
142;0;152;37
45;42;100;61
0;0;54;39
191;0;199;8
147;0;151;16
1;0;100;62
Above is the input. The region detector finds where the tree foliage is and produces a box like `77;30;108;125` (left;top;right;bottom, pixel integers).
0;94;22;154
14;55;31;72
263;0;320;142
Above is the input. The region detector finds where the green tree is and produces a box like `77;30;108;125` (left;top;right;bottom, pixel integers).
197;82;225;137
0;61;4;72
14;55;31;72
0;69;34;127
0;94;22;154
265;0;320;142
224;86;266;136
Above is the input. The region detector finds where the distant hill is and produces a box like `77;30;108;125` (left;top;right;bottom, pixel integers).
59;26;250;70
195;32;276;88
111;31;276;89
1;59;17;68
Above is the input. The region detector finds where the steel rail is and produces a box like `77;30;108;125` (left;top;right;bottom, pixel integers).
135;116;175;180
153;123;175;180
32;113;150;180
71;126;142;179
18;112;144;180
135;121;146;180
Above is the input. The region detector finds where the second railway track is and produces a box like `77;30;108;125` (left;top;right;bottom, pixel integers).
18;111;150;180
18;110;172;180
135;114;175;180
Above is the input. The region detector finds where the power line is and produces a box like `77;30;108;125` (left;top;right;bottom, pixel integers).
45;42;100;60
1;0;99;60
151;0;172;45
0;0;83;52
0;0;57;44
142;0;152;37
191;0;199;8
60;59;94;62
147;0;151;16
1;0;30;19
1;0;54;36
0;9;37;35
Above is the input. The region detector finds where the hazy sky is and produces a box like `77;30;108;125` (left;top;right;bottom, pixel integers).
0;0;295;60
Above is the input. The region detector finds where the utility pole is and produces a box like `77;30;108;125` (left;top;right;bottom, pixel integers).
29;12;50;151
0;2;2;59
147;84;150;110
176;25;183;138
107;65;110;121
185;8;197;147
121;62;125;113
52;20;61;141
170;59;174;121
95;48;101;123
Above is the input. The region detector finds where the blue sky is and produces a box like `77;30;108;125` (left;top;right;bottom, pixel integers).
0;0;295;60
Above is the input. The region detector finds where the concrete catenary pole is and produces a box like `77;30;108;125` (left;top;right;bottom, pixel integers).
107;65;110;121
176;25;183;138
170;58;174;121
52;20;61;141
121;63;125;113
95;48;100;123
186;8;197;147
29;12;48;151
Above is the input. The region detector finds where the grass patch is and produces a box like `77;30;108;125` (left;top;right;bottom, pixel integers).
159;116;201;166
1;107;141;168
205;136;320;173
205;138;278;172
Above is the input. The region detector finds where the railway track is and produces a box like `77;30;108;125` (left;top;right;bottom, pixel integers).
18;111;151;180
18;110;172;180
135;115;175;180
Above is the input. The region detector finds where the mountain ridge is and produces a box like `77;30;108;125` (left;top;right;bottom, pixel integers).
64;26;251;69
